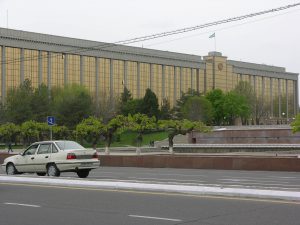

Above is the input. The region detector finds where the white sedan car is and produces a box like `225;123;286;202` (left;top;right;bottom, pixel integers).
1;140;100;178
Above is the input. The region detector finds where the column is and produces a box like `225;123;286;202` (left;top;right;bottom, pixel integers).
286;79;288;120
278;79;282;117
204;68;207;94
110;59;113;100
196;68;200;93
137;62;140;98
1;46;6;101
295;80;298;115
38;50;42;85
47;52;51;93
162;65;165;100
262;77;265;107
190;68;193;89
212;56;215;89
95;57;99;103
174;66;177;105
150;63;153;90
80;55;84;85
180;67;183;96
20;48;25;83
124;60;128;88
270;78;273;117
63;54;68;86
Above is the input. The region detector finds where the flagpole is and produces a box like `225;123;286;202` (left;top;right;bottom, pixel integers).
214;33;216;51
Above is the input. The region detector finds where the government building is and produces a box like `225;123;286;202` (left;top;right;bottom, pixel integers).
0;27;298;123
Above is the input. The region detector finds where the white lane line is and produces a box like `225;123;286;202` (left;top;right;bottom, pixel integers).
223;176;300;181
97;171;206;177
4;202;40;208
129;214;182;222
220;181;300;187
128;176;206;183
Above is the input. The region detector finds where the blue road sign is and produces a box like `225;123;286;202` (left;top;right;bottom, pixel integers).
47;116;55;126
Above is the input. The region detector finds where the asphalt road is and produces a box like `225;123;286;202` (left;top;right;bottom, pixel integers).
1;182;300;225
1;167;300;192
84;167;300;192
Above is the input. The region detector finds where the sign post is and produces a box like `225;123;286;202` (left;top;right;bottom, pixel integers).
47;116;55;140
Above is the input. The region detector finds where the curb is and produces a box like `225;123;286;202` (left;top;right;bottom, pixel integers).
1;175;300;201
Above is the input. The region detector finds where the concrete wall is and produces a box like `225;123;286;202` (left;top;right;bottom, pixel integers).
1;154;300;172
189;128;300;144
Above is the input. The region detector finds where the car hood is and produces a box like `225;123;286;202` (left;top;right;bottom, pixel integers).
3;154;19;164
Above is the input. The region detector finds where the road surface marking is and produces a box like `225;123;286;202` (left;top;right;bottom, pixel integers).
129;214;182;222
4;202;40;208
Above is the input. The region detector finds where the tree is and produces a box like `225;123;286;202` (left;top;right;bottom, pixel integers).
128;113;156;154
31;84;51;123
158;119;210;153
51;84;93;128
159;98;172;120
20;121;47;145
141;89;159;118
120;86;132;104
103;115;128;154
5;79;34;124
254;96;271;125
120;99;143;116
0;123;20;145
206;89;225;125
291;114;300;133
172;89;201;119
75;116;104;146
52;125;70;140
234;81;256;124
223;91;250;125
95;91;119;123
0;102;6;124
181;96;213;123
119;87;133;115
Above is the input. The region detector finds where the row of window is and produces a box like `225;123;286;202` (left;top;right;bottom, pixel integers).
0;46;297;114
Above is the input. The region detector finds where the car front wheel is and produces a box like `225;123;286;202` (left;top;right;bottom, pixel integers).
6;163;18;175
77;169;90;178
47;164;60;177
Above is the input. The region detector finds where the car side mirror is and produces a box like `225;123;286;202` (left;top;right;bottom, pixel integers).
19;152;24;156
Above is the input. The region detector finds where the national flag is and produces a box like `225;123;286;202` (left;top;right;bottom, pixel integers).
209;33;215;38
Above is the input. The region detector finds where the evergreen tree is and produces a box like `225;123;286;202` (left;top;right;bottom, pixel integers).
141;89;159;118
5;79;34;124
160;98;172;120
52;84;93;128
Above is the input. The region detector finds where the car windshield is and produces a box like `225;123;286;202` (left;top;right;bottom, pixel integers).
55;141;85;150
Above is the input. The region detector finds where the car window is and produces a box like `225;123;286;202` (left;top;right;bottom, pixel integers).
52;144;59;153
55;141;85;150
24;144;39;155
37;144;51;154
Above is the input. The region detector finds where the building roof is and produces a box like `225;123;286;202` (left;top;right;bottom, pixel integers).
0;27;298;79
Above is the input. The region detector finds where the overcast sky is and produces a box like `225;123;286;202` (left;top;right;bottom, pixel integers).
0;0;299;75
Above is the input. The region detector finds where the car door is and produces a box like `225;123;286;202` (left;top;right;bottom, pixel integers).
15;144;39;173
34;143;52;172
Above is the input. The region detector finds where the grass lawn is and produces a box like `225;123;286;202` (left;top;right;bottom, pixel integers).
97;131;168;147
0;131;169;149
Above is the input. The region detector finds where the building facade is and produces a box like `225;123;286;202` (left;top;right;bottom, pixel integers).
0;28;298;123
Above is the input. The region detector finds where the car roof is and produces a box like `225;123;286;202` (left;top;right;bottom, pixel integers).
31;140;71;145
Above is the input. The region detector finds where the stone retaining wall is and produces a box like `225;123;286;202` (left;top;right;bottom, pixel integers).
1;153;300;172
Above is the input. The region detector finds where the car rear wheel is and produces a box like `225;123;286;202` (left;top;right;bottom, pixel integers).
77;169;90;178
36;172;46;176
6;163;18;175
47;164;60;177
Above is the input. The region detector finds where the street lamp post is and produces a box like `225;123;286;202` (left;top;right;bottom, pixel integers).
282;112;285;124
